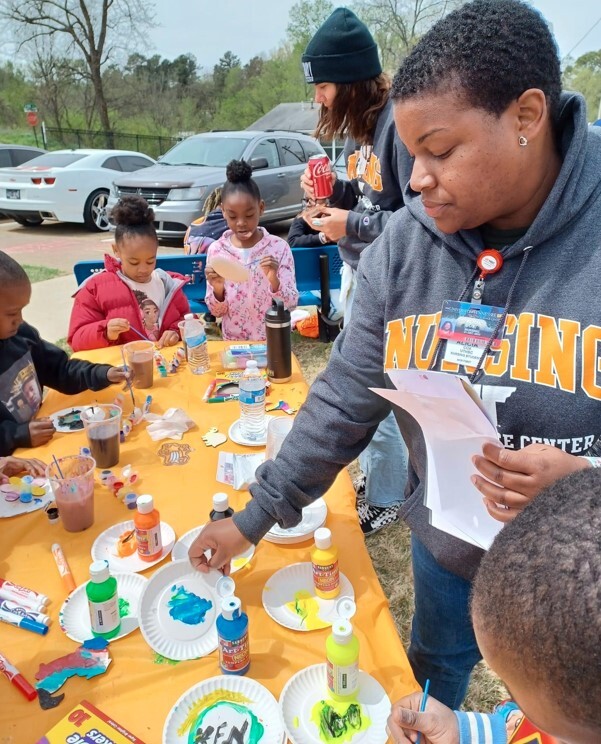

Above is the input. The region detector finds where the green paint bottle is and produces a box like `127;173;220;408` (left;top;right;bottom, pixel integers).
86;560;120;639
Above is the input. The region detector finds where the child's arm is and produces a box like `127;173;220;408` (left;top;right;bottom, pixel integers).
287;217;324;248
205;267;229;318
0;421;32;456
68;283;114;351
272;242;299;310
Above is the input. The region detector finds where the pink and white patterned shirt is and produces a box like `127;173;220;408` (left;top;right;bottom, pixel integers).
205;228;299;340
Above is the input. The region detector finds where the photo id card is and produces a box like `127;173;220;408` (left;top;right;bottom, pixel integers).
438;300;506;367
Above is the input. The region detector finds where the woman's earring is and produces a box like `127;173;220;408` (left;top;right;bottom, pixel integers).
518;135;528;147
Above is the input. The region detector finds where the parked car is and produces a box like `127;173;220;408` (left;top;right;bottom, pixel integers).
0;149;155;230
109;130;326;240
0;144;46;168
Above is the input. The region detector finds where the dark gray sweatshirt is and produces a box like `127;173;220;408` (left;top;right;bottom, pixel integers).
330;99;412;269
236;93;601;581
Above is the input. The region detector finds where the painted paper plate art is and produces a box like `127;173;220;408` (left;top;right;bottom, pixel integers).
279;664;391;744
228;415;275;447
262;563;354;632
91;520;175;573
208;255;250;283
163;674;285;744
0;477;52;518
264;498;327;545
50;406;85;433
172;525;255;572
139;559;222;661
59;572;147;644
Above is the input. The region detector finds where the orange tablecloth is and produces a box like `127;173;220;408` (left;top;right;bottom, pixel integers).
1;342;418;742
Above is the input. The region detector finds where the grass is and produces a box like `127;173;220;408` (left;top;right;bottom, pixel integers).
22;264;68;283
291;332;506;711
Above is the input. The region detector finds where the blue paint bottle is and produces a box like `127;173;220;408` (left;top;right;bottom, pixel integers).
216;590;250;675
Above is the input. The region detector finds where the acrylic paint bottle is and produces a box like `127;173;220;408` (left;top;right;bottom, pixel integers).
134;494;163;562
216;595;250;675
210;492;235;522
86;560;120;640
326;598;359;701
311;527;340;599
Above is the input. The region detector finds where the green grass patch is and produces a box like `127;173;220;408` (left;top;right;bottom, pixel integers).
22;264;68;283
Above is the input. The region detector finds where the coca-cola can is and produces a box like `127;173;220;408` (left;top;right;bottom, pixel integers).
308;155;333;200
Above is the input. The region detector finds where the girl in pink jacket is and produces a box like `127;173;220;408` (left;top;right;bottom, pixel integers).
205;160;298;340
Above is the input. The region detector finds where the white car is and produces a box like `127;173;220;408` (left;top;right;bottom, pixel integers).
0;149;155;231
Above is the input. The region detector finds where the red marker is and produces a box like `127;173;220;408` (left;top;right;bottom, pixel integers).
0;650;37;701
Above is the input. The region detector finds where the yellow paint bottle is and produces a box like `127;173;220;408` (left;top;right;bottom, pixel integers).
326;598;359;701
311;527;340;599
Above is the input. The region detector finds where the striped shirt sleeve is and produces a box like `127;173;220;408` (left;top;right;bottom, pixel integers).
455;711;508;744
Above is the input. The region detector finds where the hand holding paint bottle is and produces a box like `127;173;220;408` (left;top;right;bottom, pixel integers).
311;527;340;599
134;494;163;562
326;598;359;701
86;560;120;640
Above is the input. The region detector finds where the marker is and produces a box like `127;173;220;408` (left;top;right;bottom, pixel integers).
51;543;76;594
0;588;46;613
0;579;49;610
416;678;430;744
0;608;48;635
0;651;37;701
207;396;238;403
0;599;50;626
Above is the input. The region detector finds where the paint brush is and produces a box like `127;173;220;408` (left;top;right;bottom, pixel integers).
120;346;136;409
128;325;149;342
416;679;430;744
52;455;64;479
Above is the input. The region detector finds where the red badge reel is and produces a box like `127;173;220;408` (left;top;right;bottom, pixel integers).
477;249;503;277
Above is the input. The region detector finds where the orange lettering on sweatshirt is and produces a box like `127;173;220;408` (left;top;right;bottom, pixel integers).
534;315;580;393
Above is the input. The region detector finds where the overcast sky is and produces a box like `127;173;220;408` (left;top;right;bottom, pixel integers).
150;0;601;69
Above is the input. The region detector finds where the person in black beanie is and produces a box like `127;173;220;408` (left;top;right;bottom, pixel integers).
300;7;412;536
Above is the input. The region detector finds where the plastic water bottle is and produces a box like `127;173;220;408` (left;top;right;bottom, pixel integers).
183;313;210;374
238;360;266;441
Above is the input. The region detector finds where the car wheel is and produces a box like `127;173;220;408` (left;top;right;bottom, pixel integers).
13;215;43;227
84;189;110;231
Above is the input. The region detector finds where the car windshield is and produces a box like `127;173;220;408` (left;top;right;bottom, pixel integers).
19;153;86;168
160;137;250;167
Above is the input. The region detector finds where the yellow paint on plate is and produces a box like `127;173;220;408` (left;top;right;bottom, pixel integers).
293;716;300;728
177;689;252;736
232;555;251;570
310;699;371;743
286;590;329;630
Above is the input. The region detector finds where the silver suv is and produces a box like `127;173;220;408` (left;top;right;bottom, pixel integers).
109;130;325;240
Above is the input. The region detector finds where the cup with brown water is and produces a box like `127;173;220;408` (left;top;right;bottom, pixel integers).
124;340;154;389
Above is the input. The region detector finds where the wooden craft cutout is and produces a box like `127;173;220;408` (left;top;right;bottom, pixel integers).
201;427;227;448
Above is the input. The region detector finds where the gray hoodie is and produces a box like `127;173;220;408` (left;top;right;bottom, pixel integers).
236;93;601;581
330;99;411;269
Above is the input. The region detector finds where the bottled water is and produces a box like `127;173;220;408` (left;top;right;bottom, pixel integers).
183;313;210;374
238;360;266;441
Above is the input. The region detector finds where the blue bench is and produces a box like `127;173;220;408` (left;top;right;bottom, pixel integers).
73;246;343;318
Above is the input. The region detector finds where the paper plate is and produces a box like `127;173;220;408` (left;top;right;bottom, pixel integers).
280;664;391;744
0;479;52;518
59;572;147;643
262;563;354;632
163;675;285;744
172;524;255;572
49;406;85;433
264;498;327;545
228;415;275;447
139;559;222;661
208;254;250;283
91;520;175;573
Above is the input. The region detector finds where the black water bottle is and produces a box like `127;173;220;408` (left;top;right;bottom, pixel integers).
265;298;292;383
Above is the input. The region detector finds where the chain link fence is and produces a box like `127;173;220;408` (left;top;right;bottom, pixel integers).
42;126;180;159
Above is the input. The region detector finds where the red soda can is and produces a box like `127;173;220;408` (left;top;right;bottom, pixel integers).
308;155;333;200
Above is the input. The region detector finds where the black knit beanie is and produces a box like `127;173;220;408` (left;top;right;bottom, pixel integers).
301;7;382;85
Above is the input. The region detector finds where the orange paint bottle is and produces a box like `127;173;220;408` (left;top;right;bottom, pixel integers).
134;494;163;562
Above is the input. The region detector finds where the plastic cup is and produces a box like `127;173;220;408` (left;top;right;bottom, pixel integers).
124;340;154;389
46;455;96;532
80;404;122;469
265;417;294;461
177;321;189;361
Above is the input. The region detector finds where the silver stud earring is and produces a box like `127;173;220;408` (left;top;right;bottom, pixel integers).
518;135;528;147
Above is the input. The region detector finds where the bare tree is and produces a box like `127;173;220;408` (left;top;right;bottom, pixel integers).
0;0;154;144
287;0;335;49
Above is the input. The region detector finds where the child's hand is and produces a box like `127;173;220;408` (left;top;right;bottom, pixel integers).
0;456;46;478
260;255;280;292
107;366;134;385
29;419;55;447
388;693;459;744
107;318;130;341
205;266;225;298
157;330;179;348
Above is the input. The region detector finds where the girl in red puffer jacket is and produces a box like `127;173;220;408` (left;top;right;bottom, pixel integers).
68;196;190;351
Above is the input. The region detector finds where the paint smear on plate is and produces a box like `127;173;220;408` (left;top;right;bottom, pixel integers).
168;584;213;625
286;590;329;630
232;555;251;570
311;700;370;743
178;695;263;744
118;597;130;617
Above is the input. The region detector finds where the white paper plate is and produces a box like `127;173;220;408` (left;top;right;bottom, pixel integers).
172;524;255;572
163;675;285;744
139;559;222;661
280;664;391;744
228;416;275;447
49;406;85;433
208;254;250;283
91;520;175;573
262;563;354;632
264;498;327;544
58;572;147;643
0;479;52;518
